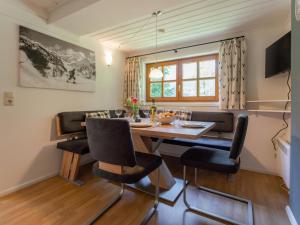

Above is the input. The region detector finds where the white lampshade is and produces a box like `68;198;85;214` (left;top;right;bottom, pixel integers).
149;68;163;79
105;51;112;66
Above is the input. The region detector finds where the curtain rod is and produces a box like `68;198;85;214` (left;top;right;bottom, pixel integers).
127;35;245;59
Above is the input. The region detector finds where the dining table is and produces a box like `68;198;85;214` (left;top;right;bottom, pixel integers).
82;119;215;203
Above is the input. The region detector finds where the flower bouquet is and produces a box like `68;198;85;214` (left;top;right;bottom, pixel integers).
126;97;141;122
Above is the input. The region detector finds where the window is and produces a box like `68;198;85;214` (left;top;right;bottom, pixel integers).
146;54;219;102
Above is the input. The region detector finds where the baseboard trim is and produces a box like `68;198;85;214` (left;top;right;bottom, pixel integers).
240;166;278;176
286;205;299;225
0;172;58;197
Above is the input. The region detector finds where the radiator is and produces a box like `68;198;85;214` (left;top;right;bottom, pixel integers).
276;137;291;189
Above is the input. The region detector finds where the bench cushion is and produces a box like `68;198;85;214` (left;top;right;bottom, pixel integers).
181;146;240;174
162;137;232;151
57;138;89;155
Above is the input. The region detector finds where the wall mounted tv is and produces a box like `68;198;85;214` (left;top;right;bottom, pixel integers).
265;31;291;78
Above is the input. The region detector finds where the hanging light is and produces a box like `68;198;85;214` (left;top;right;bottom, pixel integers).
149;68;163;79
149;11;163;79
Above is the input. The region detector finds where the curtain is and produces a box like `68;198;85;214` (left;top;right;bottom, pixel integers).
123;57;141;105
219;37;247;110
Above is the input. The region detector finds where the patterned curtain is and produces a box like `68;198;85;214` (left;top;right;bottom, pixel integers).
219;37;247;110
123;57;141;105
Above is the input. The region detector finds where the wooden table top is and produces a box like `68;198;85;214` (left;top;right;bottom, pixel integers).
131;121;215;140
82;120;215;140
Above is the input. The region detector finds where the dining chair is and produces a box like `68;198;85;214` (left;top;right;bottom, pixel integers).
85;118;162;225
180;114;254;225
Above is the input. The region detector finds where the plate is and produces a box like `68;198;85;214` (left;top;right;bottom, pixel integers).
181;122;205;128
130;122;152;128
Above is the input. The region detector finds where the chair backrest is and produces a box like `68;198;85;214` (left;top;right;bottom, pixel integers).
86;118;136;167
229;115;248;159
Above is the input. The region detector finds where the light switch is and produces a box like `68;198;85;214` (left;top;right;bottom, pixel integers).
3;92;14;106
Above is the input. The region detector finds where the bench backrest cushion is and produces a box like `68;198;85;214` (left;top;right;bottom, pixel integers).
57;110;234;135
191;111;234;133
58;111;86;134
57;110;121;135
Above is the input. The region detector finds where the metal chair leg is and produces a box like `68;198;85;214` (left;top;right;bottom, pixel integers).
140;168;160;225
86;184;125;225
183;166;254;225
86;169;160;225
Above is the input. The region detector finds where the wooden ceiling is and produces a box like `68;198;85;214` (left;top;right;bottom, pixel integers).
89;0;289;51
21;0;290;52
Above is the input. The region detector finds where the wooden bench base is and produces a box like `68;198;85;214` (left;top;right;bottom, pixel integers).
60;151;83;185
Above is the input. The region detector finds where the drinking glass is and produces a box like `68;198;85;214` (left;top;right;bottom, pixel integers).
185;109;192;121
180;108;186;121
115;109;123;118
143;107;150;120
174;110;181;127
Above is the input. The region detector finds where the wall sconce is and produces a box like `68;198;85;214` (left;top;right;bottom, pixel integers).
105;51;112;66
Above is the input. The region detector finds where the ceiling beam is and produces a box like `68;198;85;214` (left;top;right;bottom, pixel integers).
19;0;49;20
48;0;102;24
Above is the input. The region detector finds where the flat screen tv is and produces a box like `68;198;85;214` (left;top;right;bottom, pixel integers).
265;31;291;78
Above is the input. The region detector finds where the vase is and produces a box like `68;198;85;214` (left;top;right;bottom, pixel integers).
132;109;140;122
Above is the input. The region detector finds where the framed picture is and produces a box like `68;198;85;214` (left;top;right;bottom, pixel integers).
19;26;96;92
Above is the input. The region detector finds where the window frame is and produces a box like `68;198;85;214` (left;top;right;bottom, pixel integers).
146;54;219;102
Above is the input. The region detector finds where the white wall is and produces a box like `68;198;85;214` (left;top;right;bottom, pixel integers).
0;0;291;196
242;22;291;174
130;19;291;175
0;2;125;195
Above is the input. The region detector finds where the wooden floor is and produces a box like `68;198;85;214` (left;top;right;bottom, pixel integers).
0;156;290;225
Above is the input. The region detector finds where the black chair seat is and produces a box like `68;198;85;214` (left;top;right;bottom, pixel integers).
162;137;232;151
181;146;240;174
57;138;89;155
93;152;162;184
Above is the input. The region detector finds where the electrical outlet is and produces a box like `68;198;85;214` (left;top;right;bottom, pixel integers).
3;92;14;106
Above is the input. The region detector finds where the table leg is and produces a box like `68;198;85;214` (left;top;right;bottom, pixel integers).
132;134;176;190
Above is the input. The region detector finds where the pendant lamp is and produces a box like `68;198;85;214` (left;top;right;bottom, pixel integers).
149;11;163;79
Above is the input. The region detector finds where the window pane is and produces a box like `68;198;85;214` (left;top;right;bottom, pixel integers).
199;60;216;78
163;82;176;97
182;80;197;97
182;62;197;79
199;79;216;96
150;82;162;97
164;65;176;81
150;66;162;81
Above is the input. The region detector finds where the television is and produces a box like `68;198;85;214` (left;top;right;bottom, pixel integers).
265;31;291;78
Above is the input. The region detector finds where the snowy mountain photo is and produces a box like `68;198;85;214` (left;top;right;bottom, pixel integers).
19;26;96;92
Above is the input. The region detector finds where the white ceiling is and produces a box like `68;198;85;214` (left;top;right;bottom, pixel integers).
23;0;290;52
